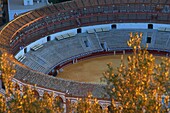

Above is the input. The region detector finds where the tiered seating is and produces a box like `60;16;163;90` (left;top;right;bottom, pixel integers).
165;28;170;32
106;0;113;4
3;0;169;55
23;35;86;72
68;33;76;37
166;39;170;49
87;34;102;50
87;27;110;34
158;27;166;31
62;34;70;39
17;55;26;62
162;5;170;13
39;48;62;65
24;59;46;73
55;37;85;58
154;32;169;49
26;12;37;20
87;29;95;34
31;44;43;51
102;27;110;32
97;29;131;49
31;11;41;18
68;1;78;9
14;20;24;26
95;28;102;33
81;0;91;7
41;7;52;14
23;32;106;72
55;33;76;40
90;0;98;6
98;0;106;5
56;35;63;40
158;27;170;32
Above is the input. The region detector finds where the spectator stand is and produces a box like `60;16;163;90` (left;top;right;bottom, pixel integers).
31;44;43;51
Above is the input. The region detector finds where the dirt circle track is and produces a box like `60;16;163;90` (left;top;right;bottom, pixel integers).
57;54;163;83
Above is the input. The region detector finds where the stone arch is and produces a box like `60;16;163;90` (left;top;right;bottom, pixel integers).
43;91;51;99
98;102;111;110
22;85;40;98
60;95;66;102
32;90;40;98
14;82;20;90
54;94;66;103
22;85;33;92
70;99;77;104
22;85;28;92
107;105;112;113
37;89;44;96
55;96;64;108
99;105;102;110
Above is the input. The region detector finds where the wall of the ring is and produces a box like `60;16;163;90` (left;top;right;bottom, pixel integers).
15;23;170;59
117;23;170;29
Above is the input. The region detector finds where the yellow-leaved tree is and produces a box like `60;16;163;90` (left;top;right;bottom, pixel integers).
102;32;170;112
0;53;63;113
0;32;169;113
68;93;105;113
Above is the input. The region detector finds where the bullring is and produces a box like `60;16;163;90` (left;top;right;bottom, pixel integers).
0;0;170;112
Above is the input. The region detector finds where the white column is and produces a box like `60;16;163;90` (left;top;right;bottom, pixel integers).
0;71;2;89
0;79;2;89
166;53;169;57
123;50;125;55
63;104;66;113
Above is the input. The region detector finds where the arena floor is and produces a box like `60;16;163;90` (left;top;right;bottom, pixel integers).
57;54;163;84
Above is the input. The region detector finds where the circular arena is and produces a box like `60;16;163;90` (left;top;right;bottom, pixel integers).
0;0;170;112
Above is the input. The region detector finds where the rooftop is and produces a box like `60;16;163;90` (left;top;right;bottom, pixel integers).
8;0;47;10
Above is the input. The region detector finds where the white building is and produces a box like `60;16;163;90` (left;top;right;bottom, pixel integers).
8;0;48;21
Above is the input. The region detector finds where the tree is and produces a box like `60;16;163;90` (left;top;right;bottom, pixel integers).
0;53;104;113
0;53;15;113
69;93;106;113
102;32;170;112
0;32;169;113
0;53;63;113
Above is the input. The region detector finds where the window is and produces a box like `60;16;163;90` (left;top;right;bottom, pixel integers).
77;28;81;33
146;36;151;43
47;36;51;42
24;48;27;53
27;0;30;5
2;81;5;90
148;24;153;29
111;24;117;29
53;70;58;77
